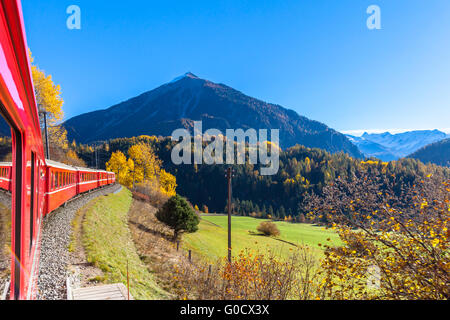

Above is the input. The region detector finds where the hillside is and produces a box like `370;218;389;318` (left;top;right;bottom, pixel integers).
74;136;450;215
65;73;362;158
409;138;450;167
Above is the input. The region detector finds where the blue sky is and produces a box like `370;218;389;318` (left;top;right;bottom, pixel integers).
22;0;450;135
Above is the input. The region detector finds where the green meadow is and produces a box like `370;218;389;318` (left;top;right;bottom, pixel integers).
183;215;341;262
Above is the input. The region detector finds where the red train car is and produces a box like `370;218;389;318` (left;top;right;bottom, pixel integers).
44;160;78;214
0;162;12;192
77;167;100;194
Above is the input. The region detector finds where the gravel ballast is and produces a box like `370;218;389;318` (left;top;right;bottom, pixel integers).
37;184;121;300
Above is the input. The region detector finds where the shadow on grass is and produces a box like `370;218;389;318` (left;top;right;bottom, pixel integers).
247;231;300;248
129;220;174;242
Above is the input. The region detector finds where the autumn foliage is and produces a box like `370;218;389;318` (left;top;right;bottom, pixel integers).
106;141;177;199
172;247;325;300
30;51;86;166
307;173;450;299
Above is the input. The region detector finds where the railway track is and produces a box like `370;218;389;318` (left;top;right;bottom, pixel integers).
36;184;121;300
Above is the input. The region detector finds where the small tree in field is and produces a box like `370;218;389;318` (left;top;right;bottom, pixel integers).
257;221;280;237
156;195;200;240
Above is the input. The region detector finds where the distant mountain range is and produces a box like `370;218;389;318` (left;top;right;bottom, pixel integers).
408;138;450;167
346;130;449;161
64;73;363;158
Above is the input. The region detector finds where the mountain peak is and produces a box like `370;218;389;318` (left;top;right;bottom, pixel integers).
169;72;200;84
64;75;363;158
184;72;199;79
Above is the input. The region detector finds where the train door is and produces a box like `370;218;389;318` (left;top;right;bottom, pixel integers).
0;106;18;300
29;152;36;252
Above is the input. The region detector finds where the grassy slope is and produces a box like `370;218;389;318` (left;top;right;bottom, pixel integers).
183;215;341;262
82;188;167;300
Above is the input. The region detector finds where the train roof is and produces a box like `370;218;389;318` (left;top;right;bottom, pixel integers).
46;160;113;174
45;159;78;171
73;166;115;175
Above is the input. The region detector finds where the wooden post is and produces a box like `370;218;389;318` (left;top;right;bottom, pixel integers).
188;250;192;262
226;168;233;263
177;241;180;251
127;260;130;301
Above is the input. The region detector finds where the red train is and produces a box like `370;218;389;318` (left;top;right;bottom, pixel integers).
0;1;116;299
0;161;115;213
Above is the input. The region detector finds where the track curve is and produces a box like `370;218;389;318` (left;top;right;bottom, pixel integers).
37;184;121;300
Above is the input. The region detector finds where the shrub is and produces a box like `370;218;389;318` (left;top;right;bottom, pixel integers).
156;195;200;240
173;247;325;300
135;180;169;209
257;221;280;237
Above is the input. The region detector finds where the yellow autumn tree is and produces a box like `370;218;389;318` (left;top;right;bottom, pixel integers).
106;142;177;198
30;51;66;146
30;51;85;166
128;142;161;184
159;169;177;197
124;158;135;188
106;151;136;188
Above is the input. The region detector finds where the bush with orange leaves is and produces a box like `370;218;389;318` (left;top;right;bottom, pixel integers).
256;221;280;237
172;246;327;300
308;173;450;300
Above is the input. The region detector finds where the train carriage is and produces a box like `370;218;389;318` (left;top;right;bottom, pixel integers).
0;162;12;192
44;160;78;214
77;167;101;194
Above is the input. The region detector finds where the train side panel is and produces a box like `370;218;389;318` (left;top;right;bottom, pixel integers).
45;165;77;214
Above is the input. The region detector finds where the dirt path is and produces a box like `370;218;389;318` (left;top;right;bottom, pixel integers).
67;198;105;290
